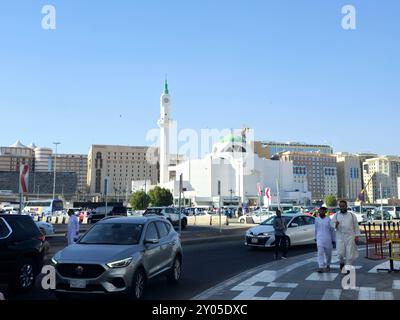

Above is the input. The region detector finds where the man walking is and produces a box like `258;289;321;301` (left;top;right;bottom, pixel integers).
273;209;288;260
67;209;79;246
315;207;336;273
332;200;361;272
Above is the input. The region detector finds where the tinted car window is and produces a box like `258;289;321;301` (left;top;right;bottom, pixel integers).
3;216;40;240
79;223;143;245
156;221;169;238
145;222;159;240
53;200;64;211
303;216;315;225
0;218;10;238
291;217;306;227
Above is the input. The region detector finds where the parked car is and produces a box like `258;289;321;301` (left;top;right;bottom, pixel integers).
332;209;366;224
35;221;55;236
143;207;187;229
87;206;128;224
52;216;183;300
371;209;393;221
0;214;46;292
382;206;400;219
244;214;316;248
238;211;275;224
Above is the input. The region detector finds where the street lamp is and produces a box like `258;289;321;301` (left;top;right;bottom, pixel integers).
52;142;61;199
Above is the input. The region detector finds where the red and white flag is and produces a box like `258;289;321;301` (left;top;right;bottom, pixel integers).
19;164;29;194
265;187;271;200
257;183;262;196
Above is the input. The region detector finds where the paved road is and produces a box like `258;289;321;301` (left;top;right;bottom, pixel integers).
1;237;315;300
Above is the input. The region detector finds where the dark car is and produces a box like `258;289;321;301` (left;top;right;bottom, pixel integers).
0;214;46;292
87;206;128;224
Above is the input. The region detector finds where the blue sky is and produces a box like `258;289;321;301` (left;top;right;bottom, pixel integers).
0;0;399;156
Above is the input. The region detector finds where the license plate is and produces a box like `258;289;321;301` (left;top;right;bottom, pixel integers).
70;280;87;289
251;238;258;244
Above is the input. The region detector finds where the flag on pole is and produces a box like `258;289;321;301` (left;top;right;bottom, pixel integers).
357;189;366;202
257;183;262;197
19;164;29;194
265;187;271;200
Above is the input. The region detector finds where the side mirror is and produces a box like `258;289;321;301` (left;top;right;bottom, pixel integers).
144;238;159;245
290;223;299;228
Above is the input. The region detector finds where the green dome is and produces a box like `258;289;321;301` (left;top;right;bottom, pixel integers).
219;134;244;143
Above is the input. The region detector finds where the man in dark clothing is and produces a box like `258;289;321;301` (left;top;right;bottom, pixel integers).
273;209;288;260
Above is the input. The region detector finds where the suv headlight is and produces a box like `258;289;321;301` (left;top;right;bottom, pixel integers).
106;257;133;269
262;232;271;237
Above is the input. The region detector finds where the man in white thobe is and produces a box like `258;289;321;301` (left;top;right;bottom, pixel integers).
315;207;336;273
332;200;361;273
67;209;79;246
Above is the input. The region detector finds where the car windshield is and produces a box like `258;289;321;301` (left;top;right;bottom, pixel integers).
79;223;144;245
260;216;291;226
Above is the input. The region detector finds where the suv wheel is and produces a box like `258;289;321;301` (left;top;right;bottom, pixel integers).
131;268;146;300
10;259;36;293
167;256;182;284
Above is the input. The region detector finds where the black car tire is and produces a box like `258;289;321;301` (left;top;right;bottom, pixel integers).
9;259;37;293
181;219;187;230
131;268;146;300
167;256;182;284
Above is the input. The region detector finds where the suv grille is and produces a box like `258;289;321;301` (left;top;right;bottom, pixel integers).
57;264;105;279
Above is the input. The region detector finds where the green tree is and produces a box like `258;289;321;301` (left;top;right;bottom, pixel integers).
324;194;338;207
148;186;173;207
129;190;150;210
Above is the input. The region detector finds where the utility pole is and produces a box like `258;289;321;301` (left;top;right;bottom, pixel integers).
178;174;183;236
52;142;60;199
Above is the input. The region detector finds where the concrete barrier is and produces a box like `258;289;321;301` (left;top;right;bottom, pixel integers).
187;215;229;226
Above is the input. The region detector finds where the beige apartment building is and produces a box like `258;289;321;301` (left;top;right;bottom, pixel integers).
52;154;88;193
0;141;35;172
254;141;333;159
279;151;338;201
335;152;362;201
88;145;159;197
362;156;400;203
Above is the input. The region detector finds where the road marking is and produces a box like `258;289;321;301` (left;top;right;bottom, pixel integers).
267;282;298;289
393;280;400;290
306;272;339;282
322;289;342;300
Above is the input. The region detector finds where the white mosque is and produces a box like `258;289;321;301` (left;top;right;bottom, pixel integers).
157;81;311;208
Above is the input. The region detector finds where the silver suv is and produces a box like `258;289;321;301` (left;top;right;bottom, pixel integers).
52;216;183;299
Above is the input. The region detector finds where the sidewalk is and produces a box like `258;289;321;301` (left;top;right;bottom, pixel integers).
193;248;400;300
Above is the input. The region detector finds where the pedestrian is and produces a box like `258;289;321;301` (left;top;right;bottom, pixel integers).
315;207;336;273
331;200;361;273
273;209;288;260
66;209;79;246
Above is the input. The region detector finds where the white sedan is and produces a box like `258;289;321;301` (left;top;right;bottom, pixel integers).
245;214;316;248
35;221;55;236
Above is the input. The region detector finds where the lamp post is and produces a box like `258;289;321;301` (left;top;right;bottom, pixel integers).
52;142;60;199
